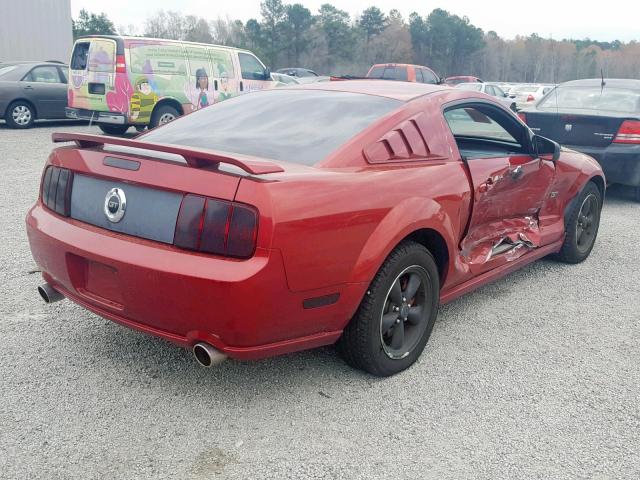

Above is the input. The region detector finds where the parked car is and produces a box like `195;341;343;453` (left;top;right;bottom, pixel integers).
510;84;555;108
27;81;604;376
66;35;276;135
294;75;331;84
455;82;516;111
444;75;483;86
0;61;69;128
520;78;640;201
271;72;299;86
489;82;517;95
366;63;440;84
275;67;319;78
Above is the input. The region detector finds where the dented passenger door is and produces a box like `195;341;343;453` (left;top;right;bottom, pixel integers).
444;103;555;273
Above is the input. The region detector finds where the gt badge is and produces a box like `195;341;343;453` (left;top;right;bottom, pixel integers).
104;188;126;223
564;124;573;132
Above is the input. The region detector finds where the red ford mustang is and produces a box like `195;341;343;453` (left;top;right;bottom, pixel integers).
26;81;605;376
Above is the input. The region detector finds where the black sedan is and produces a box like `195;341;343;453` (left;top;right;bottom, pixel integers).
0;62;69;128
520;78;640;201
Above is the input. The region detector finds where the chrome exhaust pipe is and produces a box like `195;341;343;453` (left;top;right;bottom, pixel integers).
193;342;227;367
38;283;65;304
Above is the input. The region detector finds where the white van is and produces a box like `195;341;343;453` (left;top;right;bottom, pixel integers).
66;35;276;134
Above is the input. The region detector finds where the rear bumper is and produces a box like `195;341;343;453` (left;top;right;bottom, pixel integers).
26;203;364;359
65;107;127;125
565;144;640;187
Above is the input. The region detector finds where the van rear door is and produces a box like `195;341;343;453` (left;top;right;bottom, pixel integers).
68;38;116;111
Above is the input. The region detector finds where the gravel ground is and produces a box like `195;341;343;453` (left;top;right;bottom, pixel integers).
1;122;639;479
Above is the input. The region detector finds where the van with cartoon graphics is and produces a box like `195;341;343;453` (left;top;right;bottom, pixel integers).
66;36;276;135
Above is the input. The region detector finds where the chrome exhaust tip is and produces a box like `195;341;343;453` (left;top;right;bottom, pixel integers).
38;283;65;304
193;342;227;367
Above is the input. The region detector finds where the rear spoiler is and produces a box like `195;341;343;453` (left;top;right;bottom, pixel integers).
51;132;285;175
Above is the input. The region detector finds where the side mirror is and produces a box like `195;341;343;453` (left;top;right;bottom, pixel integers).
264;67;271;81
503;92;508;97
532;134;560;162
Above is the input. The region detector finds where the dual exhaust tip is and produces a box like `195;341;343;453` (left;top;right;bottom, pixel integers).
37;283;227;367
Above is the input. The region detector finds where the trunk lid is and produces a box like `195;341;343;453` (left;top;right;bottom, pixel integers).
524;110;628;147
47;133;284;248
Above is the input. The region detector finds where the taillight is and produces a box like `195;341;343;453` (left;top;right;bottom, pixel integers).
41;166;73;216
115;54;126;73
518;112;527;124
174;194;258;258
613;120;640;144
526;94;535;102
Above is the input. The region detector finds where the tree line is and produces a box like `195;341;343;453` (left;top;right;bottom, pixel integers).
73;4;640;82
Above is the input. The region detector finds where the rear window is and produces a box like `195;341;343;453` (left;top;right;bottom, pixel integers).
0;65;17;78
367;66;385;78
141;90;402;165
87;39;115;73
367;66;408;82
71;42;89;70
538;86;640;113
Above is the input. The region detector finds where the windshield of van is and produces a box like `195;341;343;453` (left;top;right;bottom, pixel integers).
141;90;402;165
538;86;640;113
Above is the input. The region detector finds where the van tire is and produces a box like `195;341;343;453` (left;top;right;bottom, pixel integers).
98;125;129;135
149;105;180;129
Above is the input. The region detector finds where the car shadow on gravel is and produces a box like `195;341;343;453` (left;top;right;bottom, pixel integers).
0;119;88;130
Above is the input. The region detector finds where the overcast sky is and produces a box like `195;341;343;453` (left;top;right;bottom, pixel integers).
70;0;639;42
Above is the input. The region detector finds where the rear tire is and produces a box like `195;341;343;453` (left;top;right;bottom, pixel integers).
5;101;35;129
337;241;440;376
149;104;180;129
98;124;129;135
555;181;602;263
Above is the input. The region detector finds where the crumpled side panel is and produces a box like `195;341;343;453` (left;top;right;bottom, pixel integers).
460;216;541;265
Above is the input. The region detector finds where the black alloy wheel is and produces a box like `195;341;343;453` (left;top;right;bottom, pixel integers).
380;266;430;360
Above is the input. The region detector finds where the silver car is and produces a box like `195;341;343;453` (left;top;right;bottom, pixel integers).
455;82;517;111
0;61;68;128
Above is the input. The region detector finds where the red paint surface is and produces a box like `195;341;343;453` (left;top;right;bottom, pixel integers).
26;83;605;360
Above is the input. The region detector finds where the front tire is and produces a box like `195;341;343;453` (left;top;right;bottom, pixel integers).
5;101;35;128
337;241;440;376
556;181;602;263
149;104;180;129
98;124;129;135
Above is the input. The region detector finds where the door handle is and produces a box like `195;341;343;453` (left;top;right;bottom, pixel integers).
510;165;524;180
23;85;34;90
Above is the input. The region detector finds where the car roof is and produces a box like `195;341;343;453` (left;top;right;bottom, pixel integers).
560;78;640;89
0;61;67;66
77;34;250;54
370;63;434;70
285;80;446;101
